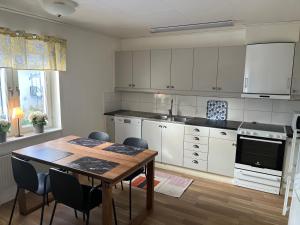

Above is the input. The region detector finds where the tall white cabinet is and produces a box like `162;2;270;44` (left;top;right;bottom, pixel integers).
115;51;132;88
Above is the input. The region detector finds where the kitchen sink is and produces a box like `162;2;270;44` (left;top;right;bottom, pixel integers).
171;116;187;123
153;115;169;120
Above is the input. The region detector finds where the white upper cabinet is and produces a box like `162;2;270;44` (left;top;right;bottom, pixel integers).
115;51;132;88
171;48;193;90
132;50;151;89
151;49;171;89
292;43;300;95
193;47;218;92
217;46;246;93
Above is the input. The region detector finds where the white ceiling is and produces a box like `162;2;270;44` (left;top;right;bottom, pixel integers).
0;0;300;38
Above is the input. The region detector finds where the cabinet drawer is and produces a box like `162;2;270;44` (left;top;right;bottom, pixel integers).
184;158;207;171
185;126;209;136
209;128;237;141
184;142;208;152
184;135;208;145
184;150;208;160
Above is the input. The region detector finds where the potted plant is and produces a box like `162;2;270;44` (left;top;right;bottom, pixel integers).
29;111;48;134
0;119;11;143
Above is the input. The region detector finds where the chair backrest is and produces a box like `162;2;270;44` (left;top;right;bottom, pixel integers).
49;168;83;210
11;156;39;192
123;137;148;150
88;131;111;142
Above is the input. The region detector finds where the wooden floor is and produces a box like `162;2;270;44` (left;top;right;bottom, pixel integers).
0;168;288;225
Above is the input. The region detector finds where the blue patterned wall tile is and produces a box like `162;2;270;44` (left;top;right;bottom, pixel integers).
207;100;228;120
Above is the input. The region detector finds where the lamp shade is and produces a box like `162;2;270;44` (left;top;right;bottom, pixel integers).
12;107;24;119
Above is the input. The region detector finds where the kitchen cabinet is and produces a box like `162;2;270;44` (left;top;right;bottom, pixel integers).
161;122;184;166
193;47;218;92
217;46;246;93
208;129;237;177
115;51;132;88
150;49;171;89
105;116;115;142
132;50;150;89
142;120;162;162
292;42;300;95
171;48;193;90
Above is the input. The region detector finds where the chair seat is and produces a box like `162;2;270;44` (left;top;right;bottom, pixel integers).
124;168;144;181
82;185;102;210
36;173;51;195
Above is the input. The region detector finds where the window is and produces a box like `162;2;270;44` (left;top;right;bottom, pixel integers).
0;68;60;134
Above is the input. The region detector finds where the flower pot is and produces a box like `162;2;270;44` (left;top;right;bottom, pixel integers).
33;124;44;134
0;132;7;143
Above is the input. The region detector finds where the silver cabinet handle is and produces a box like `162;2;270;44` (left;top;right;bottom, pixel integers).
132;84;135;87
193;145;199;148
287;77;291;89
232;143;236;146
220;132;227;135
244;77;248;89
217;87;222;90
193;152;199;157
129;84;132;87
166;85;170;88
193;128;200;132
192;160;198;164
212;87;216;90
158;125;162;128
193;137;200;140
171;85;174;88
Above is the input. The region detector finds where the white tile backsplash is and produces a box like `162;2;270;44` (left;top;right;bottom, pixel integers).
244;111;272;123
112;92;300;126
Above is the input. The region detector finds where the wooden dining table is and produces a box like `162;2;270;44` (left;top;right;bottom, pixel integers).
12;135;158;225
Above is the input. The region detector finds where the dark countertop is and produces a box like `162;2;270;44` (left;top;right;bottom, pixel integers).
104;110;242;130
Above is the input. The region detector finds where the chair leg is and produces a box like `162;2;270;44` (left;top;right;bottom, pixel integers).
86;212;90;225
129;180;132;220
74;210;78;219
112;199;118;225
92;178;94;187
40;194;46;225
83;213;85;221
46;193;49;206
8;187;19;225
121;181;124;190
49;201;57;225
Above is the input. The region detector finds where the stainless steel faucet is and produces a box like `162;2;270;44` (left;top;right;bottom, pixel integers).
168;99;173;118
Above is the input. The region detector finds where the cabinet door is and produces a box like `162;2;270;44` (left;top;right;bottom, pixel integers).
217;46;246;93
292;43;300;95
115;51;132;88
151;49;171;89
142;120;162;162
162;122;184;166
132;50;150;89
193;47;218;91
171;48;193;90
208;138;236;177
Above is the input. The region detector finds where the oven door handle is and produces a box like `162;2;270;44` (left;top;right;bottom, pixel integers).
239;136;283;144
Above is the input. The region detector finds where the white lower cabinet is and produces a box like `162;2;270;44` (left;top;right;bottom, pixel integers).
161;122;184;166
208;137;237;177
142;120;162;162
142;120;184;165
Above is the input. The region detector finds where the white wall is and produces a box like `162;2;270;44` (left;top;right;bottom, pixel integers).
121;22;300;50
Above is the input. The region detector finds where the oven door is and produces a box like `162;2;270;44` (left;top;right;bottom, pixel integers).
236;135;285;171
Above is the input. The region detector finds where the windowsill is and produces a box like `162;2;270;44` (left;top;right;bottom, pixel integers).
0;127;63;146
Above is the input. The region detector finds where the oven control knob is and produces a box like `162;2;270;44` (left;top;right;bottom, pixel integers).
277;135;281;139
246;131;250;135
253;132;258;136
269;134;274;138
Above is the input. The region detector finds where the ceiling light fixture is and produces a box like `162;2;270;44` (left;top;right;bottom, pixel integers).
150;20;234;33
41;0;78;17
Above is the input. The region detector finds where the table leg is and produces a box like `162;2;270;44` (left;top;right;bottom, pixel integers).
102;182;113;225
146;160;154;210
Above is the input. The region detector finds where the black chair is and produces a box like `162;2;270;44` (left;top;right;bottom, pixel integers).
88;131;111;142
9;156;51;225
49;168;118;225
122;137;148;220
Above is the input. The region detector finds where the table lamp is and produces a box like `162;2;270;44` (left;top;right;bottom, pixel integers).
12;107;24;137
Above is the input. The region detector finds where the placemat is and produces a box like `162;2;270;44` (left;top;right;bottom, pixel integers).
21;148;73;162
103;144;145;156
67;157;119;175
68;138;106;148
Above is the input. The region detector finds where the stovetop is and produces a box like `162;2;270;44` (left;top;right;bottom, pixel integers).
240;122;285;133
238;122;287;140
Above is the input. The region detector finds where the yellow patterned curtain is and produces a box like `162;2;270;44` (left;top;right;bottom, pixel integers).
0;28;66;71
